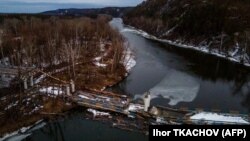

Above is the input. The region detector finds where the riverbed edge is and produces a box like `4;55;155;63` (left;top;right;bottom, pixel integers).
122;24;250;68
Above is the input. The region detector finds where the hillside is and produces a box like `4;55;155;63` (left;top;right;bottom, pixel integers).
123;0;250;65
42;7;132;18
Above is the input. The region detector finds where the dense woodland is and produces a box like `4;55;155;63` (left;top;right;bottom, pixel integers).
0;15;128;135
123;0;250;63
0;15;125;80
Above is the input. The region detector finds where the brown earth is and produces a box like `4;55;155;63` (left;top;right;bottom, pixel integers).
0;45;128;137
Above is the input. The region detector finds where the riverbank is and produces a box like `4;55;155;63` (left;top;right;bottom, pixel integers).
110;18;250;114
0;38;136;138
23;110;148;141
121;24;250;68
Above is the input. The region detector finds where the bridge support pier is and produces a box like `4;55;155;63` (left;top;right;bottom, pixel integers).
144;92;151;112
66;85;71;96
23;78;28;90
70;80;75;93
59;85;61;95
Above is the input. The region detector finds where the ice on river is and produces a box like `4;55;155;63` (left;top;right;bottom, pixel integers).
149;70;200;105
190;112;249;124
0;120;46;141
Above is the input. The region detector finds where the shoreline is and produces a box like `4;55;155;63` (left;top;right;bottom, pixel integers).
0;39;137;139
0;120;46;141
0;79;128;139
121;25;250;68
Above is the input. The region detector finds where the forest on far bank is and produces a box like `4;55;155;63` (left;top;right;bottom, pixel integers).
123;0;250;63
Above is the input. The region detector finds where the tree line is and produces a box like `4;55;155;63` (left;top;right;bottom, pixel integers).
123;0;250;62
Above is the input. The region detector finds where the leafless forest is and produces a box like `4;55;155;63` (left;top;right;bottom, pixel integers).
0;15;128;135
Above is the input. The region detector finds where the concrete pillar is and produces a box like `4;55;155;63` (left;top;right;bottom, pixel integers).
58;85;61;95
70;80;75;93
23;78;28;90
52;86;55;95
66;85;71;96
30;75;34;87
143;92;151;112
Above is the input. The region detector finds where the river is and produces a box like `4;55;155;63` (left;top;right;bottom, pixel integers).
20;114;147;141
109;18;250;113
19;18;250;141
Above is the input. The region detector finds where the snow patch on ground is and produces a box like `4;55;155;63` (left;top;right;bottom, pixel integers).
93;55;107;68
156;117;168;124
78;95;91;100
4;101;19;110
122;48;136;72
25;106;43;115
34;74;46;84
100;43;106;52
94;62;107;67
87;108;110;117
126;103;144;112
77;92;112;103
94;56;102;62
191;112;249;124
39;86;63;95
77;94;94;101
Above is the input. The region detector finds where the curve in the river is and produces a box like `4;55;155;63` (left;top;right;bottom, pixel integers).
110;18;250;113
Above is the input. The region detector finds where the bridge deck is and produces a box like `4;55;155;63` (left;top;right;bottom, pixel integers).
70;91;130;115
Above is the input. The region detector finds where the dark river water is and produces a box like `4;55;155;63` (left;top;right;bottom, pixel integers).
109;18;250;114
23;114;147;141
22;18;250;141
